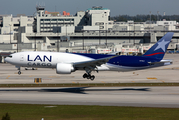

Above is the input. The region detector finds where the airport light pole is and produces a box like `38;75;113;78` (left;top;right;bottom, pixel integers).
83;30;84;50
34;32;37;51
129;29;131;43
106;23;107;46
57;30;59;52
150;11;151;33
9;24;11;44
99;29;101;45
134;22;135;45
16;40;18;52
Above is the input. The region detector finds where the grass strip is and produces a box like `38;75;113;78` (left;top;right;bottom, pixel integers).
0;83;179;87
0;103;179;120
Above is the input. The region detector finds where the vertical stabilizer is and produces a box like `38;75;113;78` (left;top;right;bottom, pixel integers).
142;32;174;60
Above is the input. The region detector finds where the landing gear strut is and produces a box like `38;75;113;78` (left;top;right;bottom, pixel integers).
83;73;95;80
17;67;21;75
82;68;96;80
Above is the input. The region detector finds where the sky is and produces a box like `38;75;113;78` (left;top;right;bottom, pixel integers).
0;0;179;16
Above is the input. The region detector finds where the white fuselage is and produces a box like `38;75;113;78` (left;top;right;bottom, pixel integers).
5;52;111;71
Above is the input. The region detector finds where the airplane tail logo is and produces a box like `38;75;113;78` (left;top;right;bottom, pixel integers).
142;32;174;60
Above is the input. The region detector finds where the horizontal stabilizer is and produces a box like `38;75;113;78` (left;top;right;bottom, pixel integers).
148;59;173;66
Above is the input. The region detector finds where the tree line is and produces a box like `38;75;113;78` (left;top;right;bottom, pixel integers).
110;15;179;22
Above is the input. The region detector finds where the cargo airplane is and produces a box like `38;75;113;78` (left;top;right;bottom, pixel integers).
5;32;174;80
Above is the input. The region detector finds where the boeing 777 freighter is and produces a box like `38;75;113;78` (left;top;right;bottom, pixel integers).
5;32;174;80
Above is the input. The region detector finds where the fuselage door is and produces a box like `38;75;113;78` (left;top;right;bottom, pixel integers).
20;55;24;61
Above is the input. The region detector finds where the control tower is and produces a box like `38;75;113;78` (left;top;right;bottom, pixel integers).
36;5;45;17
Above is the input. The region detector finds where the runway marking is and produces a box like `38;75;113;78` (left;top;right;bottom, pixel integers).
163;68;171;69
101;81;105;83
132;81;135;83
6;75;10;79
147;77;157;80
49;76;57;78
160;80;165;83
14;72;23;74
29;75;34;77
173;67;179;69
72;82;76;83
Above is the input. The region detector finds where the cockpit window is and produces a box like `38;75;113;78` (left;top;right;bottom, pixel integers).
8;55;12;58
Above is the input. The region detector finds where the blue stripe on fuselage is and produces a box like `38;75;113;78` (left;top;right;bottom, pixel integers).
108;55;159;67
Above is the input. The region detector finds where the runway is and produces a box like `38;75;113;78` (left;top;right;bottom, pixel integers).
0;87;179;108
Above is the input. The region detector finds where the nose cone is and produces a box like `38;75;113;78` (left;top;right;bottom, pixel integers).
5;57;8;62
5;54;20;66
5;57;10;63
5;54;13;63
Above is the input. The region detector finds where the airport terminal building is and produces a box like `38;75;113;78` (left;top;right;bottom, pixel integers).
1;6;179;58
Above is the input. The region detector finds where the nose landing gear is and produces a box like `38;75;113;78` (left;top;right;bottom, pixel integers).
17;67;21;75
18;71;21;75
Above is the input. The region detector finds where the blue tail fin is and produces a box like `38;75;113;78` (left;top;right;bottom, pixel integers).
142;32;174;60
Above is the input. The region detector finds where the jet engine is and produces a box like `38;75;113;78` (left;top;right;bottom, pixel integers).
56;63;75;74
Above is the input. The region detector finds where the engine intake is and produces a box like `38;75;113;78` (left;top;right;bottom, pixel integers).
56;63;75;74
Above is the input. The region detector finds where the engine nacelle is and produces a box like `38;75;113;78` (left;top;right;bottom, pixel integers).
56;63;75;74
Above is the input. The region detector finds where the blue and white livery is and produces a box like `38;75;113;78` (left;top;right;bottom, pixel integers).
5;32;174;80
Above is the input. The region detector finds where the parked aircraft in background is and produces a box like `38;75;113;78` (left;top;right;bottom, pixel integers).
5;32;174;80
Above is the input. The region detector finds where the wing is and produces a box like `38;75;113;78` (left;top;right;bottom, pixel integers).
73;56;116;71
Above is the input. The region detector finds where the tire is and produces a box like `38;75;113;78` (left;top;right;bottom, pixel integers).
90;75;95;80
87;75;91;79
83;73;88;78
18;71;21;75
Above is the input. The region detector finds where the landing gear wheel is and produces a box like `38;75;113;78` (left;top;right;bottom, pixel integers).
83;68;96;80
84;74;95;80
90;75;95;80
18;71;21;75
83;73;88;78
87;75;91;79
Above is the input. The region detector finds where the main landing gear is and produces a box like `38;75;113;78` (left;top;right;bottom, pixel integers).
83;68;97;80
83;73;95;80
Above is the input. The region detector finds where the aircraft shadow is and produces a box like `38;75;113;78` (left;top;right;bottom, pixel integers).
0;87;150;94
